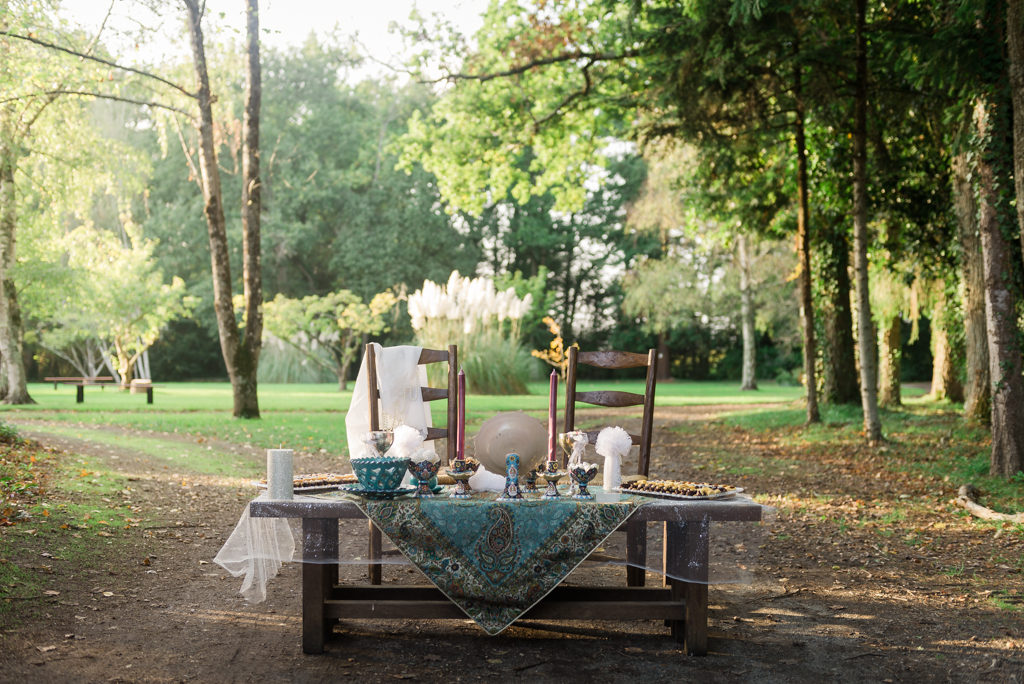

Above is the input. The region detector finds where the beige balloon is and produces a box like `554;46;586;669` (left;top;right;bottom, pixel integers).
472;411;548;475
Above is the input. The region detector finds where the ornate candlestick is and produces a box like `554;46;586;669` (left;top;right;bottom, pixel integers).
540;462;566;499
446;459;477;499
522;468;540;493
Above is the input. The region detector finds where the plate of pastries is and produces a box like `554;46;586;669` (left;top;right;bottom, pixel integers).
616;479;741;500
256;472;358;493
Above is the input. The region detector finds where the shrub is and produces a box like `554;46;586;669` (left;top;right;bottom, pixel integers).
408;271;533;394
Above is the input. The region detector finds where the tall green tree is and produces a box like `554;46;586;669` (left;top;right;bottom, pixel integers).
263;289;399;390
182;0;264;417
403;0;833;420
0;2;117;402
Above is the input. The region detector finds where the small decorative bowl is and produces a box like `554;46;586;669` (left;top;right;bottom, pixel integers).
568;463;599;500
407;458;442;498
350;456;408;491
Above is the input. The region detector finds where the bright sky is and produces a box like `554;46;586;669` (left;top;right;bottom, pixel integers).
63;0;488;77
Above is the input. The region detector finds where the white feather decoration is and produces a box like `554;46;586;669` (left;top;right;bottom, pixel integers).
596;426;632;491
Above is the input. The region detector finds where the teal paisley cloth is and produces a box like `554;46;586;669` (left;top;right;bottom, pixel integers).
355;492;640;635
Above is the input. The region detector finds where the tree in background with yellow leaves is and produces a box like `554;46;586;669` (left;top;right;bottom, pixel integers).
532;317;577;380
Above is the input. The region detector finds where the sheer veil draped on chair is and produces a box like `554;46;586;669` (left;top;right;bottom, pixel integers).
352;342;458;584
344;344;433;460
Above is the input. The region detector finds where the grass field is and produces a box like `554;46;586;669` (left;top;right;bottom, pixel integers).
0;380;810;456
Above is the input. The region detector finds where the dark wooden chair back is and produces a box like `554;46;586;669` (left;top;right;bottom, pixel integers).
366;343;459;465
562;347;657;476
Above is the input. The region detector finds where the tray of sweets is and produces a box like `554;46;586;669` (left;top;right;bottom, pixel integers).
255;472;358;493
615;479;741;500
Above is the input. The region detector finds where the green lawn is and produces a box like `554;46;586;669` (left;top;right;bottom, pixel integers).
0;380;806;457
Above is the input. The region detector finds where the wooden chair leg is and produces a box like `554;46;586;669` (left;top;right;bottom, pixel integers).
368;520;382;585
626;518;647;587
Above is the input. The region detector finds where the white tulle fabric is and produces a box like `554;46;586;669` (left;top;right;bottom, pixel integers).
214;493;296;603
216;344;434;602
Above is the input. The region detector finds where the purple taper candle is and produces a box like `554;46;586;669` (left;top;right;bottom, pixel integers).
457;368;466;461
548;369;557;462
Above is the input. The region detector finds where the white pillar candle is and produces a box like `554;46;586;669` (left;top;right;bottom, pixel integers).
267;449;294;500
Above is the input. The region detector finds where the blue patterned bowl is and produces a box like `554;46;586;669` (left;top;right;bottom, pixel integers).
350;456;408;491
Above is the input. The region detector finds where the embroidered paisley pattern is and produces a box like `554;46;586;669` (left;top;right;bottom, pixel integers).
356;493;638;634
475;506;519;584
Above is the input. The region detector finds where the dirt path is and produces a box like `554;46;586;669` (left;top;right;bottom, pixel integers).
1;407;1022;683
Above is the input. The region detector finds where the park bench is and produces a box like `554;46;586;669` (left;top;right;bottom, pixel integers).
44;375;113;389
45;376;157;404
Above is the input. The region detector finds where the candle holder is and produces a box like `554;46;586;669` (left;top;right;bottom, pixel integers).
568;463;599;500
540;465;566;499
407;459;442;498
496;453;523;502
446;459;477;499
522;468;540;493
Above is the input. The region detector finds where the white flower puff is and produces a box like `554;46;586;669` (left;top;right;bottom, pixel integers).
596;426;633;460
596;426;632;492
390;424;426;460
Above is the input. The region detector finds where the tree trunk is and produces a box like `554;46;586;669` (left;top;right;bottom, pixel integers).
929;291;964;402
953;151;990;423
1008;0;1024;262
820;221;859;404
238;0;263;417
656;333;670;381
975;96;1024;478
738;233;757;390
184;0;261;418
852;0;881;440
336;356;352;392
0;148;32;404
794;65;819;423
877;315;902;407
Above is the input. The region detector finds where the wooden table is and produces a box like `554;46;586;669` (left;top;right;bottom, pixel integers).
249;495;762;656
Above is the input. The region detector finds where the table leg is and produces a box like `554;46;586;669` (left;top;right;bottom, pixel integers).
626;517;647;587
76;385;84;403
663;522;684;641
368;520;382;585
302;518;337;654
683;581;708;655
683;519;710;656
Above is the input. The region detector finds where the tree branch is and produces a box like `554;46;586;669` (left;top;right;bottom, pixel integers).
0;90;192;117
434;49;639;84
171;117;203;190
529;59;595;132
0;30;195;99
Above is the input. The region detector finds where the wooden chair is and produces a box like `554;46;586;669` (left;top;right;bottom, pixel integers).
563;346;657;586
366;343;458;584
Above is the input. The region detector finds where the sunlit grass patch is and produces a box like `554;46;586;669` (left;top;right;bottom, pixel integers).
989;589;1024;612
29;425;263;479
723;399;1023;520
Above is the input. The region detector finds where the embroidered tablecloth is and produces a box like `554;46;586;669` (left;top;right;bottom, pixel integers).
353;492;640;634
